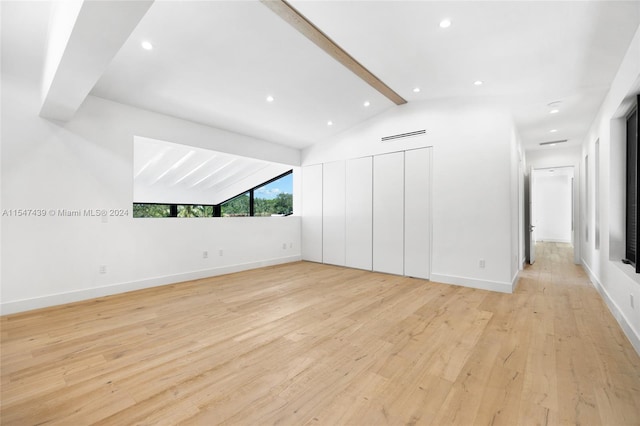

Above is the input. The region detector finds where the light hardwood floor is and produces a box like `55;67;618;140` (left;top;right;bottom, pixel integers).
2;242;639;425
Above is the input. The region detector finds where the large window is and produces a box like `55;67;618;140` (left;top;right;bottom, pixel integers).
625;97;639;271
134;170;293;218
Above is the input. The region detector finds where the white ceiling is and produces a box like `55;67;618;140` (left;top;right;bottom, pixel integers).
3;1;640;153
290;1;639;151
89;0;640;152
91;0;394;149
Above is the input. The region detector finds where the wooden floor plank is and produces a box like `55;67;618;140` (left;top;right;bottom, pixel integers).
1;243;639;425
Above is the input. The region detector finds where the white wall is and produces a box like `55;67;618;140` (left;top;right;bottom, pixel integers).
1;46;302;314
579;24;640;354
303;98;520;293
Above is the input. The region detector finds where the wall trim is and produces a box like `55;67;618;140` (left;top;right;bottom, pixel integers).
581;259;640;357
430;273;514;294
1;255;302;316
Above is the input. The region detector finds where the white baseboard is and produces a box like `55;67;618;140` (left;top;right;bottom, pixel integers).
511;270;521;292
430;273;514;294
1;255;302;316
581;259;640;357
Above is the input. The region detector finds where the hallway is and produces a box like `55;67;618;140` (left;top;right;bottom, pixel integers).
513;241;640;424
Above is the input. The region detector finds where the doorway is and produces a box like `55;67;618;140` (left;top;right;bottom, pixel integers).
526;166;576;264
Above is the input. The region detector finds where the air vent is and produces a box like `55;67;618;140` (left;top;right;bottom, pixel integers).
539;139;568;146
381;129;426;142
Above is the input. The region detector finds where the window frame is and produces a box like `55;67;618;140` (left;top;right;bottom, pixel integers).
624;96;639;272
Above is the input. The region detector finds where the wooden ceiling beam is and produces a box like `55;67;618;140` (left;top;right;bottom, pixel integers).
261;0;407;106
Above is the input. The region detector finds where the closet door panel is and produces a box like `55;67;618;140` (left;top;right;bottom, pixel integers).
373;152;404;275
322;160;346;266
345;156;373;270
301;164;323;262
404;148;432;279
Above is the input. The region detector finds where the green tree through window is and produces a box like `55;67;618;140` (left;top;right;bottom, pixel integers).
221;193;250;217
253;172;293;216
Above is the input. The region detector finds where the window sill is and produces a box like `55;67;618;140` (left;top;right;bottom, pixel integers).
611;258;640;283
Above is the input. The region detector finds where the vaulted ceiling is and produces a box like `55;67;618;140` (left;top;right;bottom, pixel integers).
3;1;640;153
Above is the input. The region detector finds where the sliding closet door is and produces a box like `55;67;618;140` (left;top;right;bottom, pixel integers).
404;148;432;279
345;156;373;270
323;160;346;266
373;152;404;275
301;164;323;262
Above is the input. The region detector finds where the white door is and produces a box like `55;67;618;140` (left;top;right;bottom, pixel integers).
322;160;346;266
345;156;373;270
529;167;536;264
404;148;431;279
301;164;323;262
373;152;404;275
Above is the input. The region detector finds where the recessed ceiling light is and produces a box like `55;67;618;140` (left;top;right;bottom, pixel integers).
550;129;558;133
413;87;421;93
549;109;560;114
549;144;557;147
474;80;484;86
364;101;370;107
266;95;275;103
141;41;153;50
327;120;333;126
439;19;451;28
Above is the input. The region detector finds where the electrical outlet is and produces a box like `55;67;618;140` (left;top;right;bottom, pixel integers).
631;294;635;309
99;265;107;274
219;249;223;257
289;242;293;249
203;251;208;259
282;243;287;249
479;259;485;269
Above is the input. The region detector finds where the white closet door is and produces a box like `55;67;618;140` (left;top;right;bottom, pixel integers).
322;160;346;266
345;156;373;270
404;148;432;279
301;164;323;262
373;151;404;275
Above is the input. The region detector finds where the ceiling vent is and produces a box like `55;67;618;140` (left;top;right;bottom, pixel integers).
539;139;568;146
381;129;426;142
